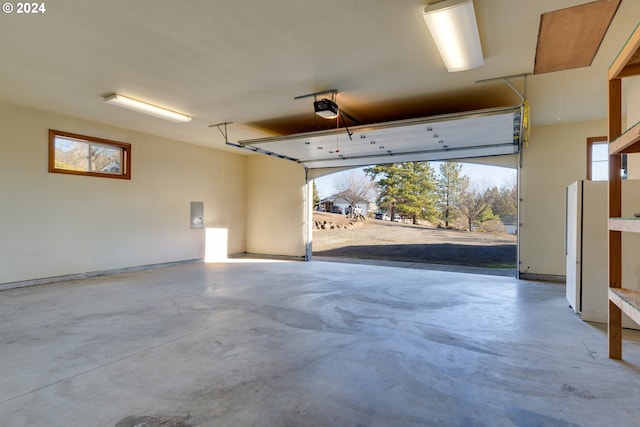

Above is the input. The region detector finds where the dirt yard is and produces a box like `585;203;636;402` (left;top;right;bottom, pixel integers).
312;213;517;268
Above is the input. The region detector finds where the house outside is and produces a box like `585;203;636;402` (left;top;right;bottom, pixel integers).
501;216;517;234
318;195;372;216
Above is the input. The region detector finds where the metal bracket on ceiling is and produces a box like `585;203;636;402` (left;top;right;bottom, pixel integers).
477;73;531;167
208;121;234;142
294;89;360;139
211;122;301;162
294;89;338;102
475;73;531;102
225;140;300;163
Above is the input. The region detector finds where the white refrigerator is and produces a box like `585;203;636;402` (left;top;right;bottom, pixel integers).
566;180;640;327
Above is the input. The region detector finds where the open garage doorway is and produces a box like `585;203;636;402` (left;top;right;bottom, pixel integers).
234;106;523;275
311;161;518;276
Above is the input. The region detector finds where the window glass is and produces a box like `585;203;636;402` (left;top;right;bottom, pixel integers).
591;142;608;181
49;130;130;179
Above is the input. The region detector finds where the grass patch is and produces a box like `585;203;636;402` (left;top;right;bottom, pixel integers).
485;263;517;269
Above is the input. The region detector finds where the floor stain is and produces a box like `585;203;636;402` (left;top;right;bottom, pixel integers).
561;383;597;400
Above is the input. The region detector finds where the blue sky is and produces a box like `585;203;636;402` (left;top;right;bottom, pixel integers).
314;162;516;199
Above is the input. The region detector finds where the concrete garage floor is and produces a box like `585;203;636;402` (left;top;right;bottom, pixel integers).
1;261;640;427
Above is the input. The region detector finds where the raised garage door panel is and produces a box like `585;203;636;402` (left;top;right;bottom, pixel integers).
234;106;522;170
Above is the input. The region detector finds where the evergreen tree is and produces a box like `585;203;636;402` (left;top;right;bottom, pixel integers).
437;161;467;228
485;179;517;218
365;162;438;224
478;206;499;223
312;181;320;207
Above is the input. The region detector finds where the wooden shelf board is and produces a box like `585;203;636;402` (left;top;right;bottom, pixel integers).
609;23;640;80
609;121;640;154
609;288;640;326
609;218;640;233
617;63;640;79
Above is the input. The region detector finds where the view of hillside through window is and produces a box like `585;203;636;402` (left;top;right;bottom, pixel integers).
53;136;123;174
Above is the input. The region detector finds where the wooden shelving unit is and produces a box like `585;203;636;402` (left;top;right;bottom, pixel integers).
608;22;640;360
608;218;640;233
608;121;640;154
609;288;640;326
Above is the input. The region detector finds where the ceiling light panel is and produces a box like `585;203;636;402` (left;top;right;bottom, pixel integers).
423;0;484;72
104;94;191;123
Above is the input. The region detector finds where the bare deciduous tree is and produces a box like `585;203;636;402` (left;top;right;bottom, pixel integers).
333;170;377;216
456;183;489;231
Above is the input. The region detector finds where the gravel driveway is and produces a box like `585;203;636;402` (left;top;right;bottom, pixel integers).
312;215;517;269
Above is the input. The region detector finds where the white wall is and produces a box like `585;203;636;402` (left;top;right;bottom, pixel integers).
519;119;607;278
245;155;307;257
0;101;246;284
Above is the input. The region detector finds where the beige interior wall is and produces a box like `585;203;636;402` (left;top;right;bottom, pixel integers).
3;99;628;283
245;155;307;257
0;101;246;284
519;119;606;278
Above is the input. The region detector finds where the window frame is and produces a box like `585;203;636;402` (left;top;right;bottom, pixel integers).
587;136;607;181
48;129;131;180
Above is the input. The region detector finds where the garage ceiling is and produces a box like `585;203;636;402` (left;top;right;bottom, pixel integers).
235;106;522;169
0;1;638;152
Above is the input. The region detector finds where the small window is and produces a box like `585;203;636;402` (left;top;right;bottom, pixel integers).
49;130;131;179
587;136;627;181
589;138;608;181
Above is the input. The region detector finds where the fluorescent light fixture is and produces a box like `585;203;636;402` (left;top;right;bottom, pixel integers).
423;0;484;72
313;98;339;119
103;93;191;123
